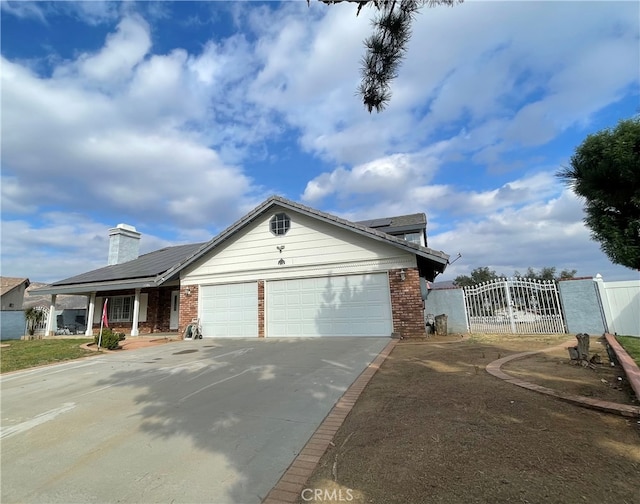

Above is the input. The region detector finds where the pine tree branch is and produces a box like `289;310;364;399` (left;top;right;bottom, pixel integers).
314;0;462;112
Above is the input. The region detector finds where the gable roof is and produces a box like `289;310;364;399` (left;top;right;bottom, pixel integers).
1;277;30;297
34;196;450;295
162;196;449;281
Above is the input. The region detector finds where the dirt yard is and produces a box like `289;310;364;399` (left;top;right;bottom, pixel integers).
300;334;640;504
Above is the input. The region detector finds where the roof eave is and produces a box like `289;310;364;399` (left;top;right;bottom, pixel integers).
32;277;161;296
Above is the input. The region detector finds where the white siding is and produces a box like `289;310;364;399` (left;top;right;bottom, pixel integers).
183;209;416;284
602;280;640;336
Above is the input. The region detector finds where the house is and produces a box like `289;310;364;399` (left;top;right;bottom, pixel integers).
0;277;31;340
1;277;30;310
33;196;450;338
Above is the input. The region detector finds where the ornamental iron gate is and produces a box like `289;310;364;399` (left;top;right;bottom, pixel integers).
463;278;566;334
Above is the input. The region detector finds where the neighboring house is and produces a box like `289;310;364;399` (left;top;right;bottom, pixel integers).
0;277;31;340
33;196;450;339
1;277;30;310
24;283;90;334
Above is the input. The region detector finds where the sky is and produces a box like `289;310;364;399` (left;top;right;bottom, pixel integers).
1;0;639;285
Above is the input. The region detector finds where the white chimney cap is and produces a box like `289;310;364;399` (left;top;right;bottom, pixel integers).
116;223;137;232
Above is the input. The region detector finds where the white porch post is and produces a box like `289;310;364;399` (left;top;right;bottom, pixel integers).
85;292;96;336
131;288;141;336
46;295;57;336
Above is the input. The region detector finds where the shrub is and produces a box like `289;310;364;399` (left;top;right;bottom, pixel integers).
94;328;125;350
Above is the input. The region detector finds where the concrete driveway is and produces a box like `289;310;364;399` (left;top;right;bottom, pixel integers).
0;337;390;504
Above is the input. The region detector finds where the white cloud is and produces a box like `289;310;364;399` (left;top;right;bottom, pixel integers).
1;15;265;231
0;212;205;284
246;1;639;166
429;188;635;281
0;0;46;23
74;15;151;84
302;152;441;204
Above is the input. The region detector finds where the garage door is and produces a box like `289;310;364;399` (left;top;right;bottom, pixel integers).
200;283;258;337
267;273;392;337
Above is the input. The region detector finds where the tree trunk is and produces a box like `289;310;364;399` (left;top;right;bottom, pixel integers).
434;314;448;336
576;333;590;360
568;333;590;361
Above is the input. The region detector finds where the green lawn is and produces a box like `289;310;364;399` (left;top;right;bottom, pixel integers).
616;335;640;367
0;338;94;373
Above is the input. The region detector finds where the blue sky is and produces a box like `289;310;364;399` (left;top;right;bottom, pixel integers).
1;0;639;284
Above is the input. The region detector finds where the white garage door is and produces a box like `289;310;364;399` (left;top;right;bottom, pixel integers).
200;283;258;337
267;273;392;337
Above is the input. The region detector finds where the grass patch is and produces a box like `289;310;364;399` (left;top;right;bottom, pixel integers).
0;338;94;373
616;335;640;367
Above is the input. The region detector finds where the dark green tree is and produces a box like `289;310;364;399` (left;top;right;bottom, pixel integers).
453;266;499;287
317;0;462;112
455;266;576;286
558;117;640;270
514;267;577;281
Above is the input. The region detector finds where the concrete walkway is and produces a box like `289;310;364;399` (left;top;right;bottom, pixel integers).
486;340;640;418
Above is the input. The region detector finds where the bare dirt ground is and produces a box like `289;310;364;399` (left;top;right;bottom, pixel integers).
300;334;640;504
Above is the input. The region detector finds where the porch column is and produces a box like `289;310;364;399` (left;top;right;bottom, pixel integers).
46;295;57;336
85;292;96;336
131;288;141;336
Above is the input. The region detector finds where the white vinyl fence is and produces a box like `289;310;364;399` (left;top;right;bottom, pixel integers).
597;277;640;337
463;278;565;334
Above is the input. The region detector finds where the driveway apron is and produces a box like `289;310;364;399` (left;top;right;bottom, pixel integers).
0;337;389;504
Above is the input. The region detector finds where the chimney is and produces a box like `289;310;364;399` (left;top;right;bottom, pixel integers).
108;224;141;265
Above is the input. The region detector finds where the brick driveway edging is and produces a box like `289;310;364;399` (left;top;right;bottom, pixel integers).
604;333;640;401
486;340;640;419
262;338;398;504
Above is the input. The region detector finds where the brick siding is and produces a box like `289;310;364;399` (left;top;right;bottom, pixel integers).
178;285;198;338
389;268;427;338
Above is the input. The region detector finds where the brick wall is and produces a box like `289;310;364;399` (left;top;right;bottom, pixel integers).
179;286;198;338
389;268;427;338
258;280;265;337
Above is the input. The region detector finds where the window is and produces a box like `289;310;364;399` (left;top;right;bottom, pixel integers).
109;296;133;322
403;232;421;244
270;213;291;236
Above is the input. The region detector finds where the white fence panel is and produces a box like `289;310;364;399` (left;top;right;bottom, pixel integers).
463;278;565;334
602;279;640;337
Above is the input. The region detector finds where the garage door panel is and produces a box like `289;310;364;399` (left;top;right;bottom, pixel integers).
201;283;258;338
267;273;392;337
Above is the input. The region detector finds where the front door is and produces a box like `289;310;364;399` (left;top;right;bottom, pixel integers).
170;291;179;330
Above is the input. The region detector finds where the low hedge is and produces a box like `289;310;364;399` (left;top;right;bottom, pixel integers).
94;328;126;350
